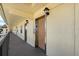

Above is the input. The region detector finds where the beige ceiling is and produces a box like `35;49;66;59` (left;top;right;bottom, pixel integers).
0;3;47;29
0;3;61;29
4;3;46;14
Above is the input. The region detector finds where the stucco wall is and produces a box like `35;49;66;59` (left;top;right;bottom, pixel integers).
46;4;75;56
12;3;79;56
12;19;35;47
12;21;25;41
27;19;35;47
75;4;79;56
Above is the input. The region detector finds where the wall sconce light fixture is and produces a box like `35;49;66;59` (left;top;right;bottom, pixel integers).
44;7;50;15
25;20;29;26
26;20;28;24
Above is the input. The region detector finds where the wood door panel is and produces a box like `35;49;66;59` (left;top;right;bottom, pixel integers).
36;16;45;50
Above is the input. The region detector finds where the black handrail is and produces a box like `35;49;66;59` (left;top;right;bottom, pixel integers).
0;32;10;56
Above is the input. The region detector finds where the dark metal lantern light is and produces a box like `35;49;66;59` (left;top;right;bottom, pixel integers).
26;20;28;23
44;7;50;15
25;20;29;26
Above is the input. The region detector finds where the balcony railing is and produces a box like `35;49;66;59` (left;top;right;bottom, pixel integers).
0;32;10;56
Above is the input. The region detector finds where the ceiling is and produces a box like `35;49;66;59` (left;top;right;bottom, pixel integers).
0;3;61;29
0;3;47;29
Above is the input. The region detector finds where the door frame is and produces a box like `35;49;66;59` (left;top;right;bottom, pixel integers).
24;23;27;42
24;20;29;42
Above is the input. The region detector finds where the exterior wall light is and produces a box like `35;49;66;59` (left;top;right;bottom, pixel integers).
25;20;29;26
44;7;50;15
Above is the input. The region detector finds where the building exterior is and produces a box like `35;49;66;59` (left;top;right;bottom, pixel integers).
1;3;79;56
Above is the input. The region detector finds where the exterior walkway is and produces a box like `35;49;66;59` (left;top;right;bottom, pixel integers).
8;33;45;56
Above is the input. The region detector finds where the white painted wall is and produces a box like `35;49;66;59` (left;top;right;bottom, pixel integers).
75;4;79;56
17;25;25;40
27;19;35;47
13;23;25;40
12;19;35;47
46;4;74;56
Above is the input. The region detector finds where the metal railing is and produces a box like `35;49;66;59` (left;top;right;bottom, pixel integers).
0;32;10;56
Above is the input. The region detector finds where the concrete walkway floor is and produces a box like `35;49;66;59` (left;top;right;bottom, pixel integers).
8;33;45;56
